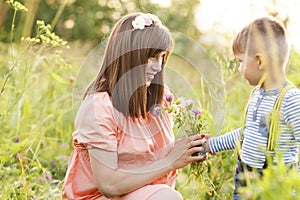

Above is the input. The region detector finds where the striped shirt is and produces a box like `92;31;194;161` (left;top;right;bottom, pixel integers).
209;83;300;169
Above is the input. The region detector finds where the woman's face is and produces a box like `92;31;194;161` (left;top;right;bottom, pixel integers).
146;51;166;87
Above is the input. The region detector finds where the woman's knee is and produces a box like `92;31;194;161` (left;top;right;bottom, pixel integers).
148;188;183;200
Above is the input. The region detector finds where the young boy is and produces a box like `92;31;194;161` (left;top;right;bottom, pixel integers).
203;17;300;199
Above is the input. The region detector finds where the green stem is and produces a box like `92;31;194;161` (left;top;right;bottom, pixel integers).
50;0;66;30
10;9;17;61
0;9;18;98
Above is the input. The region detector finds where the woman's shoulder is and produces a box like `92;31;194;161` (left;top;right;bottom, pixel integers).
84;92;112;106
77;92;114;118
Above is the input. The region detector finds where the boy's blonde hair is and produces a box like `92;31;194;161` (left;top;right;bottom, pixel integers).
232;17;290;68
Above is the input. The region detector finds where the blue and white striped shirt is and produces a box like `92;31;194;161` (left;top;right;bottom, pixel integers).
209;83;300;169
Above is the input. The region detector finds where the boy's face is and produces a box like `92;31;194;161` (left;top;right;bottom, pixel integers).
235;53;263;86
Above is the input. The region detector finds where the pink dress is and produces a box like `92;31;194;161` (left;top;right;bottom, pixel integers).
62;92;177;199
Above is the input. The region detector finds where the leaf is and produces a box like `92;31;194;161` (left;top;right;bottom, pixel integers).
22;97;31;118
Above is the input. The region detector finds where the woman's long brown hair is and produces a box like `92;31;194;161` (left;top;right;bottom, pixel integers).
84;13;173;118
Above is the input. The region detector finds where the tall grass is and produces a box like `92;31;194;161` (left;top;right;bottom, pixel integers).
0;1;79;198
1;1;300;199
174;48;300;199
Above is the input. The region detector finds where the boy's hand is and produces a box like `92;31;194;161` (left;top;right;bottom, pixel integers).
200;134;216;155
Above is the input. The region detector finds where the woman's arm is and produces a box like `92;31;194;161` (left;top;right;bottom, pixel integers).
89;134;207;198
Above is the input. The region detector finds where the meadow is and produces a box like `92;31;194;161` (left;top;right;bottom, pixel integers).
1;1;300;200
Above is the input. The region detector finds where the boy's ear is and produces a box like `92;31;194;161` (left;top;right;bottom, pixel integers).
255;53;263;70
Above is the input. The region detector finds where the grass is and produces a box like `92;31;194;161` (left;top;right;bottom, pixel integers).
0;39;92;199
1;3;300;199
0;39;236;199
2;42;300;200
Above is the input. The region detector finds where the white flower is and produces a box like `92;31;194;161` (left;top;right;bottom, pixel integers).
148;14;161;24
176;97;193;107
185;99;193;107
132;15;147;30
132;14;160;30
176;97;187;108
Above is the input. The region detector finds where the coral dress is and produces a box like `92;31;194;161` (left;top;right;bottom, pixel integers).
62;92;177;200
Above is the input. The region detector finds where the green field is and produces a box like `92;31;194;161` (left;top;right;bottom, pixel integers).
1;1;300;199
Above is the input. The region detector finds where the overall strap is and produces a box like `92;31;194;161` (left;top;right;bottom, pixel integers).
267;84;294;151
240;86;260;144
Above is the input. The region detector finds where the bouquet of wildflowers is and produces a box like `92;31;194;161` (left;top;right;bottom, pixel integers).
165;94;207;140
152;93;215;196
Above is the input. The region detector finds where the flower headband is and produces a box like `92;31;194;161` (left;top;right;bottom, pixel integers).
132;14;162;30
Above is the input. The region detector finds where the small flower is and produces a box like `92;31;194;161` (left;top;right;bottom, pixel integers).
192;108;203;116
51;179;60;185
14;136;20;143
151;106;161;116
37;177;44;183
132;14;157;30
132;15;147;30
18;181;25;187
176;97;189;108
51;161;57;168
45;173;52;181
7;0;28;12
143;15;152;26
148;14;161;24
165;93;174;102
185;99;193;108
175;99;182;105
169;96;211;189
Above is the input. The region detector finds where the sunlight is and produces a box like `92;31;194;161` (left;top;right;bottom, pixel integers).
152;0;300;52
196;0;300;52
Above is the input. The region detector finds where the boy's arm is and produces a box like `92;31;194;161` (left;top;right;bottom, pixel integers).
203;128;242;153
202;87;259;153
284;91;300;142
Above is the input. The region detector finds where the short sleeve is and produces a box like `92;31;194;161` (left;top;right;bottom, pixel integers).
74;93;118;152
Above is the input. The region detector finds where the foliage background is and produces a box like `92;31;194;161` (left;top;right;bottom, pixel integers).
1;0;300;199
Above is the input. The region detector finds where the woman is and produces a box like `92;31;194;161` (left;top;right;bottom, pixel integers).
62;13;207;200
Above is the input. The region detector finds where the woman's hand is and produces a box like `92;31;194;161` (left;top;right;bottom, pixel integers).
167;134;208;170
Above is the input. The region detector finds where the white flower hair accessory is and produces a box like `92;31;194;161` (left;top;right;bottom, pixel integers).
132;14;161;30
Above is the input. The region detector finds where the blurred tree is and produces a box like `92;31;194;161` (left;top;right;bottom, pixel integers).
0;0;9;28
0;0;202;43
157;0;200;39
21;0;41;37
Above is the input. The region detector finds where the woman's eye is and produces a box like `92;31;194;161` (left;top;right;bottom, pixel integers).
150;52;165;60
